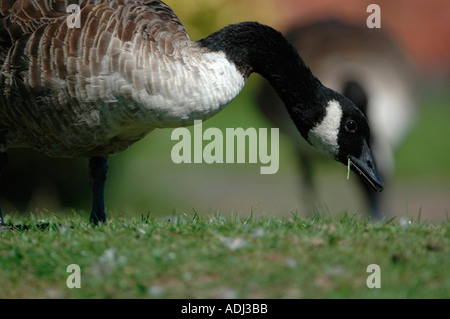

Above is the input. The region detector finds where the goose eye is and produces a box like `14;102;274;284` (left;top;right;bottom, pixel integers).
345;120;357;133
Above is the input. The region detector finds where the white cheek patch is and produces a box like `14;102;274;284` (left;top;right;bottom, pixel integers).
307;100;343;158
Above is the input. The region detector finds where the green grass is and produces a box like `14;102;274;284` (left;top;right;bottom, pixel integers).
1;212;448;298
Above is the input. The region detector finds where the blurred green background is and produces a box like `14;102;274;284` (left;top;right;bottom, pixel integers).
1;0;449;221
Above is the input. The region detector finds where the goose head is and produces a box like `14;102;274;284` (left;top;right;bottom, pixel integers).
295;86;384;192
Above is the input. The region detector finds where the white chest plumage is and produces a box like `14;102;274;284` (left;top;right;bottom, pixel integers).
307;100;343;158
87;46;247;130
142;50;247;127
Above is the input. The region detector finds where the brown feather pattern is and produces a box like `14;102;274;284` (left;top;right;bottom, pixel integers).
0;0;209;157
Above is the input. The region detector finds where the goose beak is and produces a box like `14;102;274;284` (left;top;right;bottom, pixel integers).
349;140;384;192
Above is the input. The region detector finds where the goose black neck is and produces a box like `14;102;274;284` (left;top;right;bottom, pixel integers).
198;22;321;110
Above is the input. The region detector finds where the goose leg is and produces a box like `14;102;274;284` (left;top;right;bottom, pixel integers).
0;152;8;227
88;156;108;224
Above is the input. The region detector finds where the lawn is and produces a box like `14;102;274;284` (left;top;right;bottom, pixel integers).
0;212;448;299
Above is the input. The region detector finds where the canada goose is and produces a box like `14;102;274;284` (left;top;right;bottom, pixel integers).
256;20;417;220
0;1;383;226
